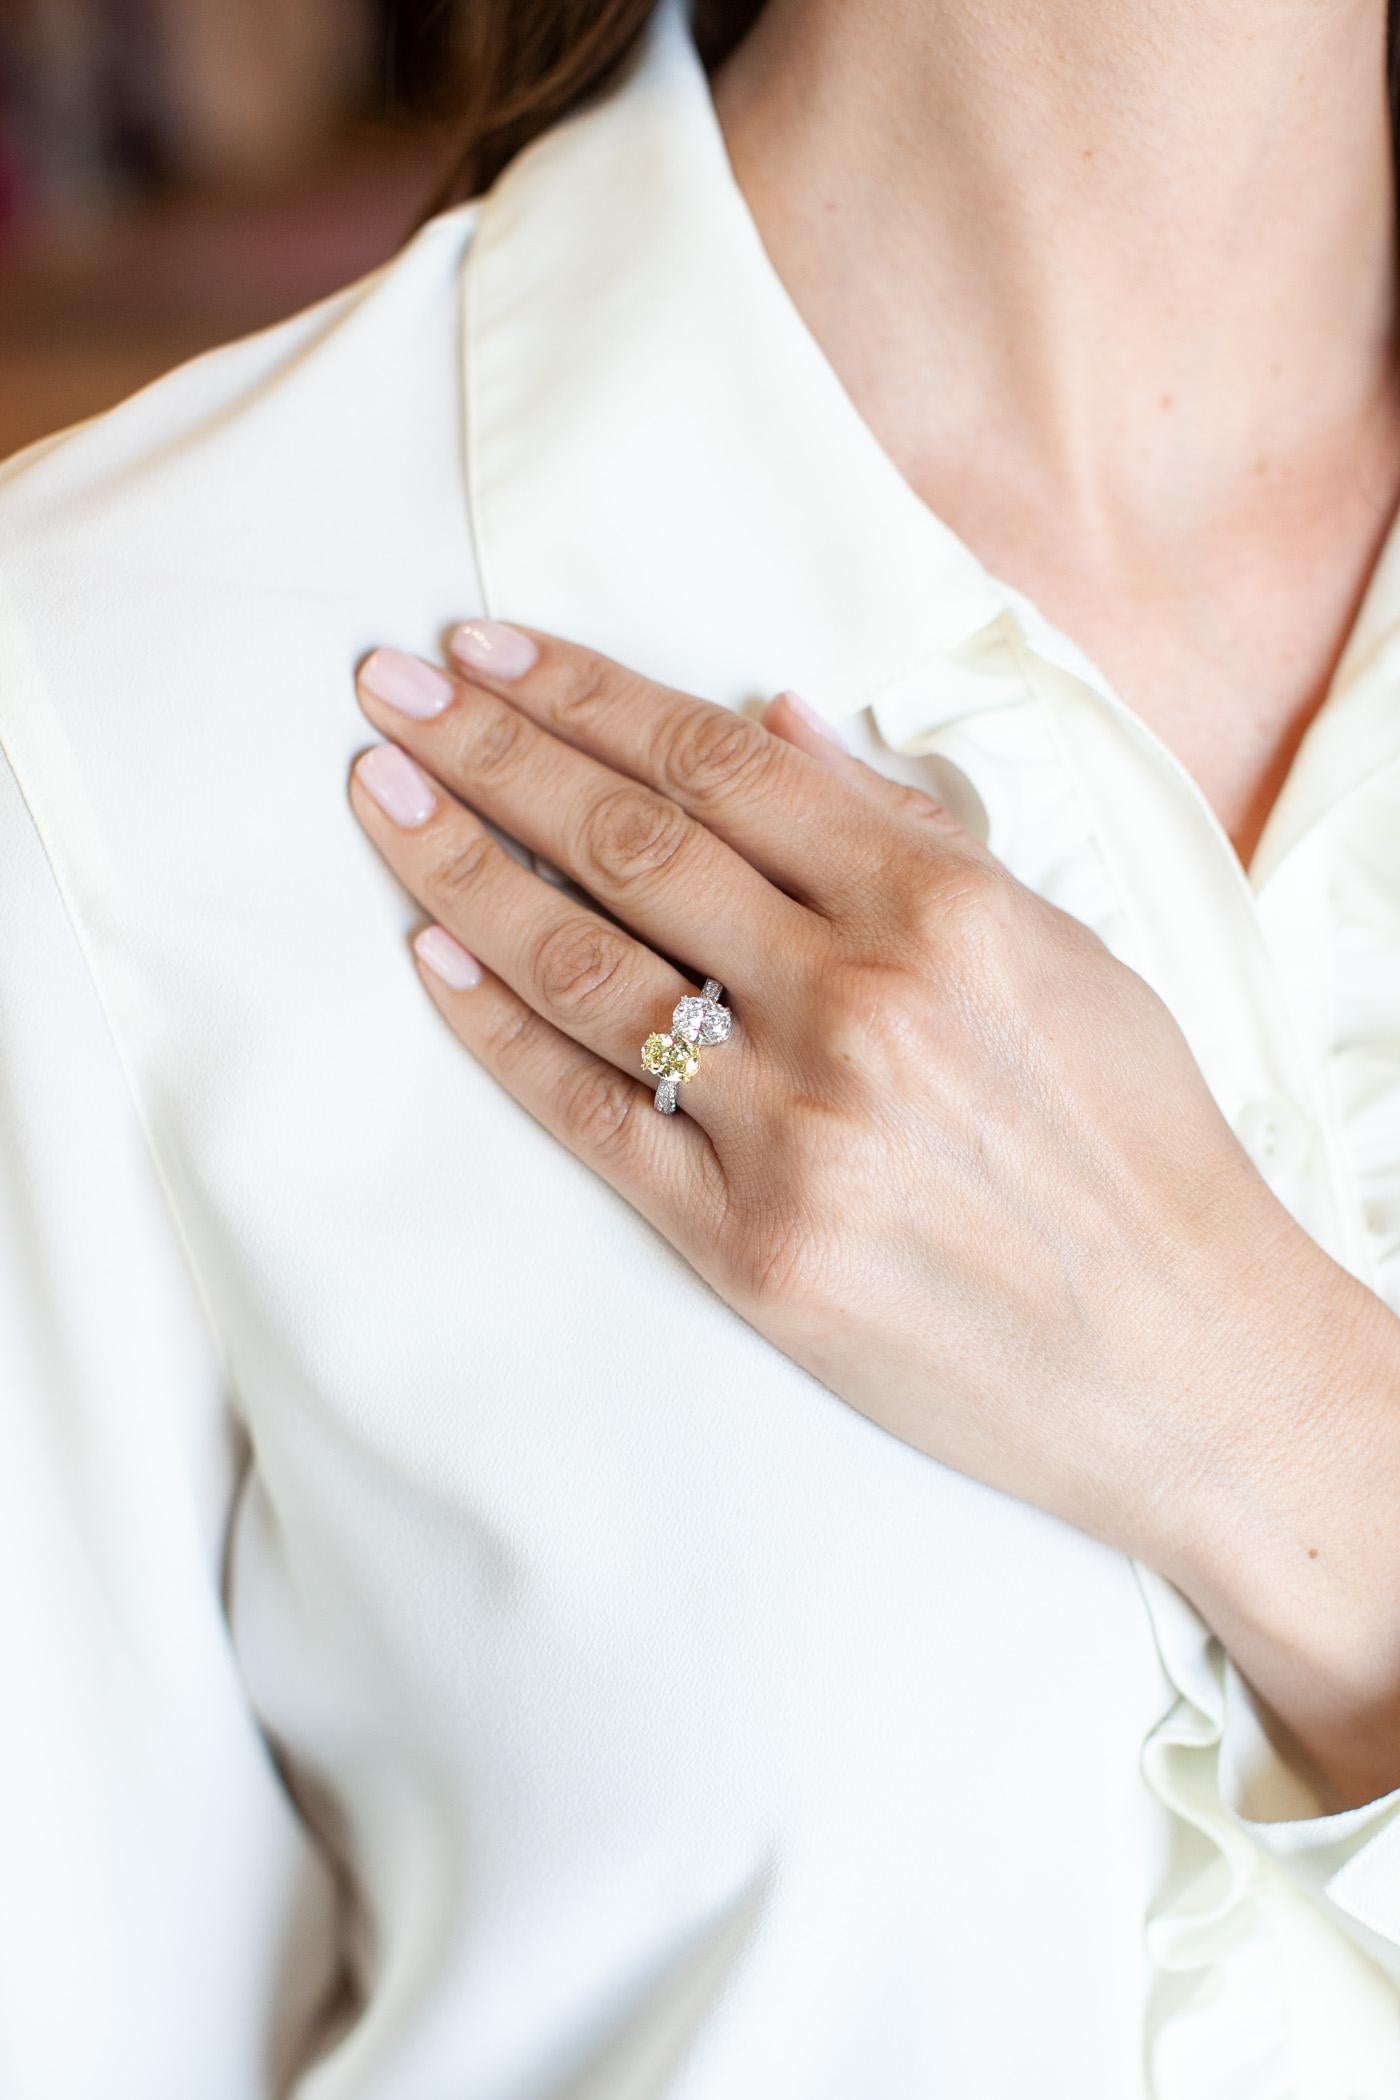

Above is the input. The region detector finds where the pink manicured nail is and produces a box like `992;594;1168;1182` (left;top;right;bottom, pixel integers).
450;619;539;679
355;744;438;827
414;925;483;989
773;688;847;748
360;647;455;719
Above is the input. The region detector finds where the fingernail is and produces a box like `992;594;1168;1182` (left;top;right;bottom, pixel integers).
773;688;847;748
450;619;539;679
355;744;438;827
360;647;455;719
414;925;483;989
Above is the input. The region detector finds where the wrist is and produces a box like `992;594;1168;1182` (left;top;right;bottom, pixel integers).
1161;1236;1400;1808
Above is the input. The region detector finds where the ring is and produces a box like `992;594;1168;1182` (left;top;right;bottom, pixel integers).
641;977;733;1114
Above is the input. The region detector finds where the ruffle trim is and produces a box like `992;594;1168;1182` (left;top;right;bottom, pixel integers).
1136;1565;1400;2100
882;656;1400;2100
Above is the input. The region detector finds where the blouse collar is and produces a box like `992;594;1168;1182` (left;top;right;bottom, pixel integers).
461;0;1021;747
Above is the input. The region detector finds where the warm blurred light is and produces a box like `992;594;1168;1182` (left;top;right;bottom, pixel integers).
0;0;460;455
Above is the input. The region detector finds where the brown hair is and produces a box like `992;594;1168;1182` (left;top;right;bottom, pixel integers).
424;0;763;213
426;1;1400;217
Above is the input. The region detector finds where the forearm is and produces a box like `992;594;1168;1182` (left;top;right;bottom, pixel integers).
1164;1239;1400;1812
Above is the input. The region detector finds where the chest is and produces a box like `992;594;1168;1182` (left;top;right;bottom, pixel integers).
1035;575;1344;876
908;430;1400;873
1009;495;1400;876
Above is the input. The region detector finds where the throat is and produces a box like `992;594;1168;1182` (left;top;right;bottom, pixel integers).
712;0;1400;869
930;399;1400;875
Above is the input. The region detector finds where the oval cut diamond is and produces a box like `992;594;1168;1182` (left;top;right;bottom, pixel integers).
673;994;732;1046
641;1031;700;1082
671;997;707;1043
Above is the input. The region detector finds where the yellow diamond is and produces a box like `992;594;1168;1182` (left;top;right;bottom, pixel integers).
641;1031;701;1081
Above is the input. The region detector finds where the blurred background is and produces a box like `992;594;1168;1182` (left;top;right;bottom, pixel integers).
0;0;465;459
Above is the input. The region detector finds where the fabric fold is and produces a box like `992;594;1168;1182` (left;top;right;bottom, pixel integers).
1136;1565;1400;2097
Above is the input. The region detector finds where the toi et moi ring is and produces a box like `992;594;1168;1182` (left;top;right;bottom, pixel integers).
640;977;733;1114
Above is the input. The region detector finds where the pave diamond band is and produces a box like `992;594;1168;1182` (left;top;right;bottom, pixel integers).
641;979;732;1114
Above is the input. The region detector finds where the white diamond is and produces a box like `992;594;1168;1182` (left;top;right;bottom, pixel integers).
672;995;709;1043
673;993;733;1046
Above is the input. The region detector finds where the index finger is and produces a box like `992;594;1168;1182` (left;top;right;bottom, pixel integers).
446;619;866;909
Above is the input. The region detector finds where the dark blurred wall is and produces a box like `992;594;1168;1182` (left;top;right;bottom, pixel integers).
0;0;461;456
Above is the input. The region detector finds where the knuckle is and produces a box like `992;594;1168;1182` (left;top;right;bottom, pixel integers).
897;846;1017;953
659;704;773;807
735;1207;824;1310
561;1062;641;1156
483;998;541;1071
929;856;1019;947
577;784;691;889
885;781;968;840
549;650;622;732
430;826;504;906
531;915;633;1022
817;956;929;1077
455;694;529;777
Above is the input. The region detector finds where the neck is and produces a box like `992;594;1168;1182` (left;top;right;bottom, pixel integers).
712;0;1399;531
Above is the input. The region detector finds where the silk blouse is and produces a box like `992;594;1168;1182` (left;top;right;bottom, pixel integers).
2;1;1400;2093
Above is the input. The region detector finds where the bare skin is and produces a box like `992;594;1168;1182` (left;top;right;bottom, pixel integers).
710;0;1400;870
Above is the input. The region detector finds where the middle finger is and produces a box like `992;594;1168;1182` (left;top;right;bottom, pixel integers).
348;742;761;1127
355;649;808;993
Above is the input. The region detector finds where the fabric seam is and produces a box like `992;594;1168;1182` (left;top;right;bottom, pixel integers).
0;582;239;1407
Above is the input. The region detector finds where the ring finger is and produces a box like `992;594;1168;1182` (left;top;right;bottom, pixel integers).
349;741;756;1128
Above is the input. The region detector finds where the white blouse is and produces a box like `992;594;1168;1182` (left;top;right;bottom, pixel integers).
2;1;1399;2093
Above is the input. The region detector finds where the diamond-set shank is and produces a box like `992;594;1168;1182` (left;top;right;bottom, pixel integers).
641;978;732;1114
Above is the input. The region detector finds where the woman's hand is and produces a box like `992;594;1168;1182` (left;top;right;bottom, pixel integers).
349;619;1400;1804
